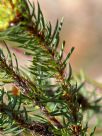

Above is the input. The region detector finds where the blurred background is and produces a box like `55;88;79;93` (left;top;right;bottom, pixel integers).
32;0;102;82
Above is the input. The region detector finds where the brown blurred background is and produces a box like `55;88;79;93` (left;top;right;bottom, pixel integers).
32;0;102;81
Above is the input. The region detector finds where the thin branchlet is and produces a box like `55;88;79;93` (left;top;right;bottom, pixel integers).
0;53;30;94
0;103;54;136
22;5;82;135
0;45;63;129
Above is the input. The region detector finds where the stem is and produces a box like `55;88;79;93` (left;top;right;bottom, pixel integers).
26;24;82;134
0;52;63;129
0;103;54;136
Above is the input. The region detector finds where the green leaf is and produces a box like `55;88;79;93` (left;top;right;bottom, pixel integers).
57;40;65;61
62;47;74;69
90;127;96;136
67;63;72;82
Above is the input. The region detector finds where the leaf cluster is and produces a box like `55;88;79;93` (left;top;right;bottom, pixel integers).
0;0;97;135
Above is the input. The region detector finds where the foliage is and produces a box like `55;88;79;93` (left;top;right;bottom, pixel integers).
0;0;101;135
